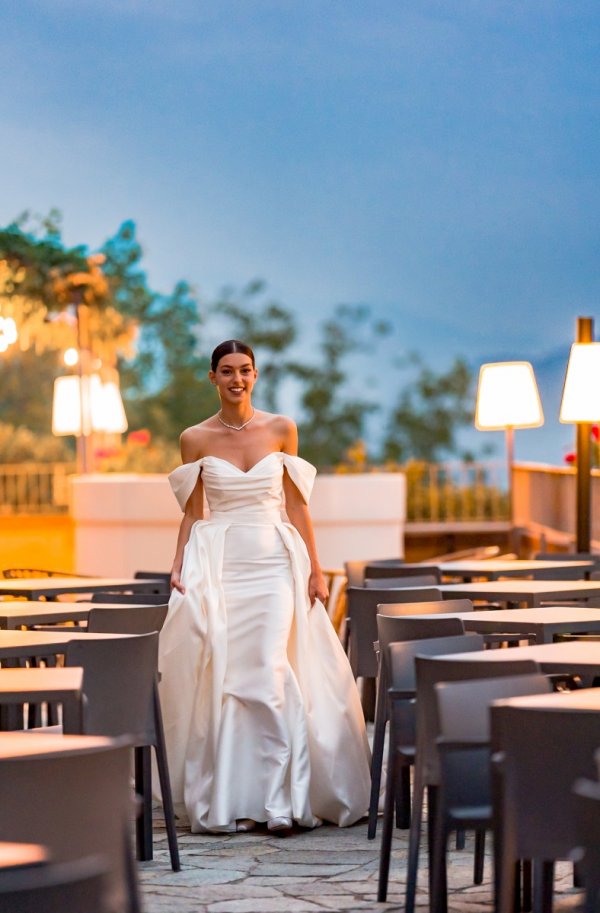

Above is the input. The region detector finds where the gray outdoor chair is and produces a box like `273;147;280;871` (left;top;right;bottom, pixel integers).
0;856;109;913
368;614;466;839
0;739;139;913
492;703;600;913
63;633;180;872
572;777;600;913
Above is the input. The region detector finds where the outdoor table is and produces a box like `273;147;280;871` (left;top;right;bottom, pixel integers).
438;559;594;581
0;667;84;731
492;686;600;712
435;640;600;677
0;629;132;660
430;607;600;645
438;580;600;607
0;577;164;600
0;841;49;871
0;601;153;630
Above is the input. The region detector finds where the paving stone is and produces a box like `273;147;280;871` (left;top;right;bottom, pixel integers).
140;819;585;913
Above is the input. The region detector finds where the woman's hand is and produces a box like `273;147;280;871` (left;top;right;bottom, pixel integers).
308;569;329;605
170;568;185;595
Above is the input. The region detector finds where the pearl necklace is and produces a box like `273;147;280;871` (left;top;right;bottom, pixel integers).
217;408;256;431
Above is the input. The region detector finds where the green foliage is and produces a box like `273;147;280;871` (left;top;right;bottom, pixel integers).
289;305;387;466
0;423;73;463
383;354;474;462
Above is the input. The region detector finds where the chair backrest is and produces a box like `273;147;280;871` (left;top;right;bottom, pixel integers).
492;703;600;860
377;598;474;616
365;564;441;583
87;604;168;635
346;586;441;678
365;573;440;589
134;570;171;585
416;655;540;786
387;633;484;694
344;561;368;588
377;614;465;661
0;742;134;913
435;673;551;742
65;633;158;743
0;856;109;913
90;592;170;604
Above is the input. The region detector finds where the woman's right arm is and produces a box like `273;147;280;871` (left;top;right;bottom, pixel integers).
170;431;205;594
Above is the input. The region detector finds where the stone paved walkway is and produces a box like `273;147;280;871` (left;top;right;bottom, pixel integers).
140;817;581;913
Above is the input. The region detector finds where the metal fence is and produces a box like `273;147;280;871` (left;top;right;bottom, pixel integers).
0;462;75;514
404;460;509;523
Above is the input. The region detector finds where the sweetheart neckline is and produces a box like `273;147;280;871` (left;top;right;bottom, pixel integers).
202;452;282;475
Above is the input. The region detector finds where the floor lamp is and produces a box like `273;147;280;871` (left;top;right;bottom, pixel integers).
559;317;600;552
475;361;544;553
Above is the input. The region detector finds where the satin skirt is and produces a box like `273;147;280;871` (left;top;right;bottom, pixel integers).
158;516;371;833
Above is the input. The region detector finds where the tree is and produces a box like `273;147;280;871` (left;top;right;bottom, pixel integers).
382;354;474;462
289;304;388;466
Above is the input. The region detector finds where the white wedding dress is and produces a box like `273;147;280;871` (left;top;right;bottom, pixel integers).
158;451;371;833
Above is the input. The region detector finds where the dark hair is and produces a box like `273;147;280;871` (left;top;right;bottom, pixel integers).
210;339;256;372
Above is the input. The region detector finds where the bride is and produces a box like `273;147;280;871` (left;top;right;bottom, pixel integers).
158;339;371;834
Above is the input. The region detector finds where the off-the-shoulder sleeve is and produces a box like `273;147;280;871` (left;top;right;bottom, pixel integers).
168;460;202;511
282;453;317;504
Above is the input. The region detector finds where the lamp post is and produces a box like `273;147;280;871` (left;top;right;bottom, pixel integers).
475;361;544;552
559;316;600;552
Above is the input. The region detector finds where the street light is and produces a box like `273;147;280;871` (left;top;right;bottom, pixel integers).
559;316;600;552
475;361;544;550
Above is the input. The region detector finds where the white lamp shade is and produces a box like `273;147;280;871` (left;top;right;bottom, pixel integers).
475;362;544;431
97;381;128;433
559;342;600;423
52;375;128;436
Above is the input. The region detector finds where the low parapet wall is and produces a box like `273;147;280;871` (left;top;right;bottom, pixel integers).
69;471;406;575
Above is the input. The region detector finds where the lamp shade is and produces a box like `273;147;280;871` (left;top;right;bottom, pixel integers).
559;342;600;423
52;375;128;436
475;362;544;431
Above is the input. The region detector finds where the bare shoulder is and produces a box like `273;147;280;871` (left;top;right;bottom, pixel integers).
179;418;219;462
260;412;298;453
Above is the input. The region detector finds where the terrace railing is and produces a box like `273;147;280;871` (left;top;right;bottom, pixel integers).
403;460;509;523
0;462;75;515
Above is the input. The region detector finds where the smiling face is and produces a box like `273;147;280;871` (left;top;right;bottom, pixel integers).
209;352;258;405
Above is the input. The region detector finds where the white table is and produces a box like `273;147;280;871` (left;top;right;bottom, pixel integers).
439;580;600;607
0;601;155;630
0;577;164;600
438;559;594;581
432;607;600;645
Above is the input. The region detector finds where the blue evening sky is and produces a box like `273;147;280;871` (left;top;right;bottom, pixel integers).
1;1;599;462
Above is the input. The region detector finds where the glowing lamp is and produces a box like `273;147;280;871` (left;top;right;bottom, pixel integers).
559;343;600;423
475;362;544;431
52;375;128;436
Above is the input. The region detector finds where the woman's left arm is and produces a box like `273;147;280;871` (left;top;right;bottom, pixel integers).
280;419;329;604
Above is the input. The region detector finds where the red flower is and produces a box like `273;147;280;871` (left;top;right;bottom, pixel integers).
128;429;151;446
564;452;576;464
591;424;599;442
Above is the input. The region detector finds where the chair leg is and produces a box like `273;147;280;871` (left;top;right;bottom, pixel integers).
368;682;387;840
377;742;399;902
532;860;554;913
134;746;153;862
361;677;376;723
153;681;181;872
427;786;446;911
430;805;449;913
396;764;411;829
522;859;533;912
123;823;143;913
405;771;425;913
474;829;486;884
456;827;466;850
